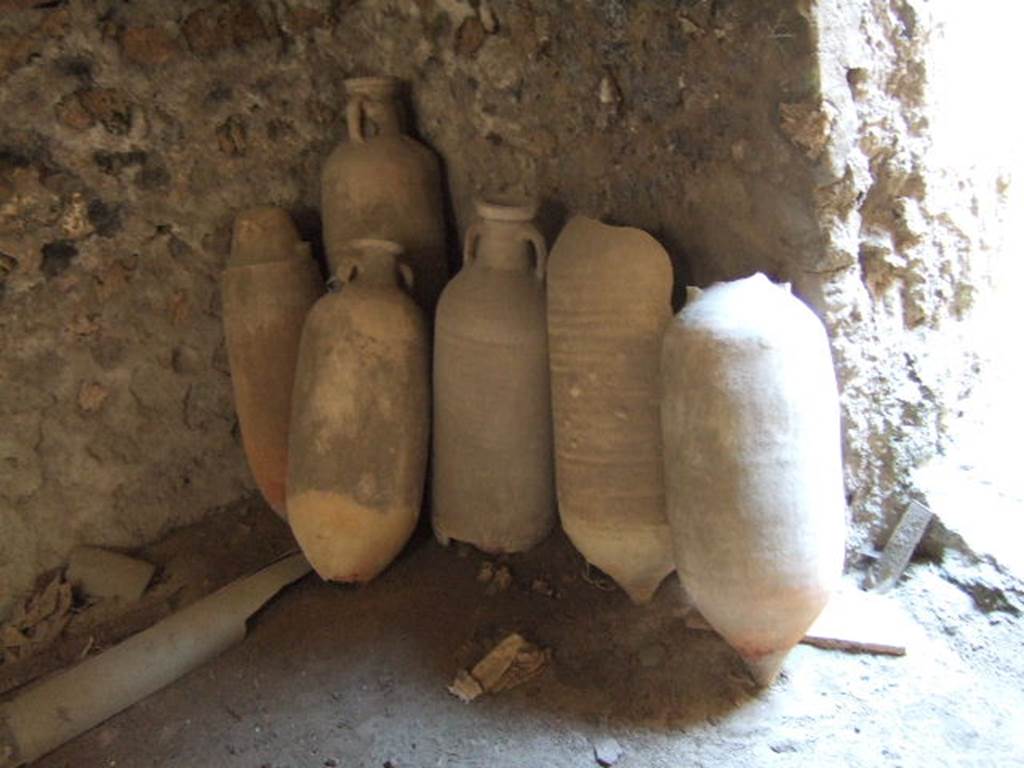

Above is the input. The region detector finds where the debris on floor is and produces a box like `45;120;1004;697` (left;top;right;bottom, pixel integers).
865;499;934;592
531;577;555;597
67;547;155;603
16;506;1024;767
0;597;173;698
684;587;911;656
0;553;311;767
0;573;73;664
447;632;550;702
593;736;624;766
447;668;484;702
489;565;512;594
477;562;513;594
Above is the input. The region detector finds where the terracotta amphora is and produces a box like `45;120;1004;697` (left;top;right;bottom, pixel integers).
287;239;430;582
222;207;323;518
546;215;675;604
321;76;448;318
661;274;846;686
432;197;555;554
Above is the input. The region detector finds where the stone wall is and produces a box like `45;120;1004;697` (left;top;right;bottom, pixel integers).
807;0;1004;554
0;0;999;612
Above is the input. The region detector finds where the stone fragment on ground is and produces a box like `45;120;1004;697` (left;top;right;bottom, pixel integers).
593;736;623;766
866;499;933;592
67;547;155;603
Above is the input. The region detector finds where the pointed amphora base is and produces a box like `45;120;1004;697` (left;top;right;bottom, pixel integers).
741;649;789;687
617;573;666;605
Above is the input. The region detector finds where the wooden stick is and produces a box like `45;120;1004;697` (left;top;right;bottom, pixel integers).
684;588;909;657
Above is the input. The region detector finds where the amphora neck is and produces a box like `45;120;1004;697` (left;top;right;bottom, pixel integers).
346;77;407;140
333;239;412;292
464;198;546;278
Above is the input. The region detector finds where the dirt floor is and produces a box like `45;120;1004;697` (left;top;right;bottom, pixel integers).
22;497;1024;768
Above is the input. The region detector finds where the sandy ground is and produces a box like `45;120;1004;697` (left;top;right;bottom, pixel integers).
19;498;1024;768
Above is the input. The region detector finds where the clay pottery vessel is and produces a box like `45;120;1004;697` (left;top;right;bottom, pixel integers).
321;76;448;318
432;197;555;553
287;239;430;582
546;215;675;604
222;207;323;518
661;274;846;686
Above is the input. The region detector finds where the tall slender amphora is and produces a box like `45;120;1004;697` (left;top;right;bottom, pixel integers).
433;198;555;553
287;240;430;582
547;215;675;603
321;76;448;317
661;274;846;686
222;207;323;518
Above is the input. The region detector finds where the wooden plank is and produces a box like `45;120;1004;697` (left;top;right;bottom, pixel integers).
684;588;908;656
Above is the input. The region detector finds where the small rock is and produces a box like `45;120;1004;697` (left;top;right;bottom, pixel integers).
171;345;202;375
324;759;339;768
120;26;179;66
60;192;93;239
598;74;621;107
216;115;248;156
678;16;703;36
477;561;494;583
78;380;110;413
778;100;836;161
55;93;94;131
489;564;512;593
455;17;486;57
531;578;555;597
479;2;498;34
593;736;623;767
78;87;134;136
66;312;101;339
